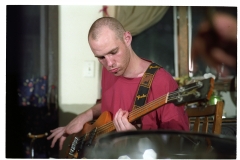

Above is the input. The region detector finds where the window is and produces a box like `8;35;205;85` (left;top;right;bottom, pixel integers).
131;7;176;76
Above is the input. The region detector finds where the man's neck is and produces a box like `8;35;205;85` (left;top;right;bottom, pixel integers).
123;52;151;78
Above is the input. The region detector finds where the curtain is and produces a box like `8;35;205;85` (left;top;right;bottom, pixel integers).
112;6;169;36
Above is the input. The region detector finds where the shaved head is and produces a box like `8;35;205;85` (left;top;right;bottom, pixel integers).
88;17;126;41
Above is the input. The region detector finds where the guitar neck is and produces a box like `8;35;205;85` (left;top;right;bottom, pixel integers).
128;94;168;122
95;78;214;136
95;94;169;136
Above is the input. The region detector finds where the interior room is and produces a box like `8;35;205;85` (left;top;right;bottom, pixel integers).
6;5;237;158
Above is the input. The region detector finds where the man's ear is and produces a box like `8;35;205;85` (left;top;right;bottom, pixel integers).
123;31;132;46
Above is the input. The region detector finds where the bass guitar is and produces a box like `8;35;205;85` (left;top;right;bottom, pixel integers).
66;78;214;158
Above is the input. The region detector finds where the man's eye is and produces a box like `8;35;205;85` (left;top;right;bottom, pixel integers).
112;51;117;55
98;56;105;60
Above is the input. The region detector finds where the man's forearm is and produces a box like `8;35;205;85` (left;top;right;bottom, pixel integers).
82;102;102;123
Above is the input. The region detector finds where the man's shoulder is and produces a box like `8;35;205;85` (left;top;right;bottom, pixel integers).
154;68;177;87
155;67;174;78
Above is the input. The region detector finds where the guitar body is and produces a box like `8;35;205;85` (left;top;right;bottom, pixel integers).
65;78;214;159
80;111;113;136
66;111;113;158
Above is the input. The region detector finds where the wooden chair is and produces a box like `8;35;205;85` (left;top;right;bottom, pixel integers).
186;100;224;134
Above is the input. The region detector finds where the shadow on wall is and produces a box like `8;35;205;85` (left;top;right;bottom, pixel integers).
57;109;78;158
57;104;93;158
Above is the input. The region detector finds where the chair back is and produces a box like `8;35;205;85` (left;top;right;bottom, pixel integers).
186;100;224;134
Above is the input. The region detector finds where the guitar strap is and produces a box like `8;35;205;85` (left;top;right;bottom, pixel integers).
132;62;161;129
133;62;162;109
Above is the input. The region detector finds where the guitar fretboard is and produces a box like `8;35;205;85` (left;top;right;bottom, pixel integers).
94;94;168;136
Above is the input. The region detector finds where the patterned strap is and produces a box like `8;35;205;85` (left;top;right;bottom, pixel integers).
133;62;162;109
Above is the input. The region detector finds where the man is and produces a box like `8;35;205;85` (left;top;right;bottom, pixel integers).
47;17;189;151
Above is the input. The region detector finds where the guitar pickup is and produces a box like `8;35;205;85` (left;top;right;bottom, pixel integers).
86;127;98;146
69;137;79;156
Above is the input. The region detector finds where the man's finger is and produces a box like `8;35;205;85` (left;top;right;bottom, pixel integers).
114;109;121;131
118;111;126;131
59;136;67;150
47;127;64;140
50;130;65;148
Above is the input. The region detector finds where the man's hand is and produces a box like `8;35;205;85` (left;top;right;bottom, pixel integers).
47;127;68;150
113;108;137;131
47;111;92;150
47;116;84;150
47;103;101;150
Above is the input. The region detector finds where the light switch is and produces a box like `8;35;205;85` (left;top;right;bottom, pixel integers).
83;61;94;77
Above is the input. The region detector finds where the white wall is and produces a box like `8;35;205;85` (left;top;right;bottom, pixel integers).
58;5;102;157
59;5;102;109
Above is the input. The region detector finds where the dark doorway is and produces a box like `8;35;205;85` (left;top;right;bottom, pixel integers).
6;5;59;158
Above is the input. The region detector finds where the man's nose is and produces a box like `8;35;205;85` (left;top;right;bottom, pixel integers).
105;55;113;67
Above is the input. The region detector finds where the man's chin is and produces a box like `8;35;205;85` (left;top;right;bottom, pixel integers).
113;71;122;76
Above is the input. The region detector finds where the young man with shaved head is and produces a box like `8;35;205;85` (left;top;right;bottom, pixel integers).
47;17;189;152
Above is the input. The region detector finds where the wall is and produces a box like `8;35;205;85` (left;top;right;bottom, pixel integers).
58;5;102;157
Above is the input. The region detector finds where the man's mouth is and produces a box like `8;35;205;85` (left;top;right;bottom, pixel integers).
110;68;118;73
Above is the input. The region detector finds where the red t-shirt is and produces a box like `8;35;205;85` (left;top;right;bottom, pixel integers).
101;65;189;131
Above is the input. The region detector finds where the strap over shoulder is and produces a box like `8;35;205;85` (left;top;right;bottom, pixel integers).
133;62;162;109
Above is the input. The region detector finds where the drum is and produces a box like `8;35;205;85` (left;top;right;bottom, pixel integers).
84;130;236;159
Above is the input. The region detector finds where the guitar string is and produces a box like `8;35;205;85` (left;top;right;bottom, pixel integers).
128;91;192;119
124;84;202;120
95;84;200;134
69;89;195;156
95;93;169;134
94;84;200;135
69;82;209;154
95;91;193;135
94;95;168;135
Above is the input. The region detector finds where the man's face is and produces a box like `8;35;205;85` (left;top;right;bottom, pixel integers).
89;27;130;76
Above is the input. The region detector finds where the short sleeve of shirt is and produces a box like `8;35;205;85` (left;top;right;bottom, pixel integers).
141;68;189;131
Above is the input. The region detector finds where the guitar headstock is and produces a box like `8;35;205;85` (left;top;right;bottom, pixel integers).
168;78;214;105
